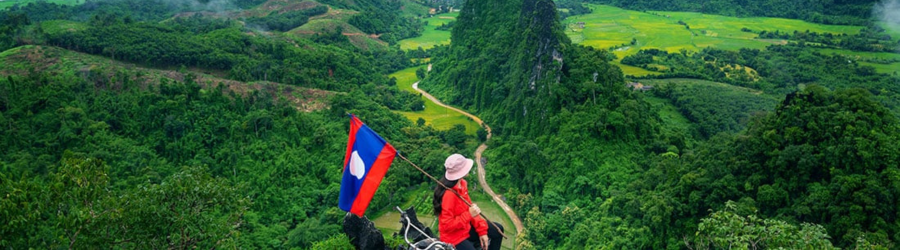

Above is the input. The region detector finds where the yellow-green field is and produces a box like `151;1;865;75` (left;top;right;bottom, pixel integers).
0;0;77;9
391;67;480;134
566;4;866;76
617;63;662;76
399;12;458;51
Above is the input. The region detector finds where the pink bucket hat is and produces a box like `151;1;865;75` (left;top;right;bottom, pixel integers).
444;154;474;181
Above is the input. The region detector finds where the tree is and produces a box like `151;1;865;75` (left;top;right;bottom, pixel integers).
113;166;249;249
689;201;838;250
416;67;427;80
417;117;426;126
476;126;487;142
442;124;468;148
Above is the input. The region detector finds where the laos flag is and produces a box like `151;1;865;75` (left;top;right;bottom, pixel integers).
339;114;397;217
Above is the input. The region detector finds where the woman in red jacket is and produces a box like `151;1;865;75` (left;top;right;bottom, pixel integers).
433;154;504;250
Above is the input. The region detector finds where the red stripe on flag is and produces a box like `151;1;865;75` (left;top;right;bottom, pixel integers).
349;143;396;216
343;116;363;172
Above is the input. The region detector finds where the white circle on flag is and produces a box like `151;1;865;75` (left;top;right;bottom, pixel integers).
349;151;366;180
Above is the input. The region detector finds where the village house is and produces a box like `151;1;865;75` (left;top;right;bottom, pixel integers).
626;82;654;91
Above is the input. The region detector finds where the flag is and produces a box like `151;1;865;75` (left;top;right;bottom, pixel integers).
339;114;397;217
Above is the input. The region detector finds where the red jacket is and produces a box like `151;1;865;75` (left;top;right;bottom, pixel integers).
439;179;488;245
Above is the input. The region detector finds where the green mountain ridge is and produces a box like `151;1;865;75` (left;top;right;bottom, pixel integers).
422;0;900;248
426;0;646;137
0;45;334;112
0;43;461;248
0;0;447;248
2;0;900;248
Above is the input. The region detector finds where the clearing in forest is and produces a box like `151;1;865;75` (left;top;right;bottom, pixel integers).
290;19;389;51
811;48;900;75
399;12;458;51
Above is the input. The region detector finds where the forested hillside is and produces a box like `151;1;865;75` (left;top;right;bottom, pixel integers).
425;0;900;248
3;0;900;248
0;58;464;247
0;0;467;248
425;0;656;139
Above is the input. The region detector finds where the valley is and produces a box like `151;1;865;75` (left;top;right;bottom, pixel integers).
2;0;900;249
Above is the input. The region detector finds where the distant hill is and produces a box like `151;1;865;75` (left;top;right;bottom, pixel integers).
0;45;333;112
5;0;427;51
290;18;389;51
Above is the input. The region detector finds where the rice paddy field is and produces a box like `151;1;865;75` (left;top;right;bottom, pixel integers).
390;66;480;135
399;12;457;51
565;4;872;76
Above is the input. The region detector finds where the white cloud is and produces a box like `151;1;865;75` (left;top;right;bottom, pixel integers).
874;0;900;34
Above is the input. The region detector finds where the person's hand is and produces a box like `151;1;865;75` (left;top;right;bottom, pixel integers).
479;234;490;248
468;204;481;217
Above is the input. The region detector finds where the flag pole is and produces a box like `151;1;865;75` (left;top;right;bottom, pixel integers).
396;152;508;239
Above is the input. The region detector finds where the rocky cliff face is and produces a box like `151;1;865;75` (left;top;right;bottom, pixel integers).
429;0;570;135
520;0;564;89
515;0;566;122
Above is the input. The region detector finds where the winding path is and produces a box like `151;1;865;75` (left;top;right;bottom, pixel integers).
412;78;524;235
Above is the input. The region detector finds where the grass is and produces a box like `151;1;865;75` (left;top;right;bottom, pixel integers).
616;62;662;76
240;0;321;16
876;22;900;41
639;78;780;137
309;5;358;22
399;12;458;51
0;45;335;112
371;186;436;232
643;95;694;137
640;78;765;93
391;66;480;135
289;19;388;51
860;62;900;75
0;0;77;9
566;4;865;76
468;190;517;250
371;183;516;250
1;45;87;74
292;19;364;33
280;4;388;51
811;48;900;75
400;0;430;17
39;20;87;35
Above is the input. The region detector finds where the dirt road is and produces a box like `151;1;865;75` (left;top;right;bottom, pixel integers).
412;80;524;235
